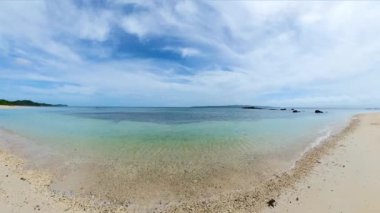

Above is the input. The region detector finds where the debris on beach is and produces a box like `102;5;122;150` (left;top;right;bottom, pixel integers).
267;199;276;207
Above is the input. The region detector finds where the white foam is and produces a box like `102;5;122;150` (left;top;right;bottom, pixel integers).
290;117;353;169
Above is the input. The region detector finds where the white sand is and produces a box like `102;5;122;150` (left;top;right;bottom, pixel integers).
262;113;380;213
0;150;80;213
0;106;18;109
0;112;379;212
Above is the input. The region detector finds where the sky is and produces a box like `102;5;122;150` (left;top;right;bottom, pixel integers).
1;0;380;107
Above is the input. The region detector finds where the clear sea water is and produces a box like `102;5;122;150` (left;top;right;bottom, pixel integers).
0;107;364;209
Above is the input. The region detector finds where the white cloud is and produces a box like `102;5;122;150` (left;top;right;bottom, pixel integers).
77;12;113;42
175;1;198;16
14;58;31;66
1;1;380;106
163;46;201;57
121;15;150;38
179;48;201;57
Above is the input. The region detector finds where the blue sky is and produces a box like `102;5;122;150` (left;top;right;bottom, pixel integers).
1;1;380;107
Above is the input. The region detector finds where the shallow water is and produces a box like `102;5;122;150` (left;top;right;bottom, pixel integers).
0;107;363;210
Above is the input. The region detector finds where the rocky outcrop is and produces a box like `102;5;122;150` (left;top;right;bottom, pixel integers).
242;106;264;109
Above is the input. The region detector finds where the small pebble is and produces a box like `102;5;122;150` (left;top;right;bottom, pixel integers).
34;205;41;211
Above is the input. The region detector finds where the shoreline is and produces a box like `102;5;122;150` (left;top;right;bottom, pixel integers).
0;112;374;212
290;115;353;170
262;112;380;212
0;147;132;212
0;105;32;110
166;113;362;212
0;149;74;212
0;105;19;109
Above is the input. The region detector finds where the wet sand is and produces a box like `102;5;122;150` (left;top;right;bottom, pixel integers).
0;149;133;212
262;113;380;213
0;112;378;212
0;150;75;212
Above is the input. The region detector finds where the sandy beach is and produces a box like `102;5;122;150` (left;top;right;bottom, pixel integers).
0;106;19;109
0;112;379;212
262;112;380;213
0;149;130;212
0;150;76;213
2;1;380;212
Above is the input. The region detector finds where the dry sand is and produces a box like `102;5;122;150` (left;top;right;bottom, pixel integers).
0;148;131;212
262;113;380;213
0;112;379;212
0;150;79;213
0;106;19;109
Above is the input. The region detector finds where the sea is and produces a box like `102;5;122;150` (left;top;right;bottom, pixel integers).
0;106;365;209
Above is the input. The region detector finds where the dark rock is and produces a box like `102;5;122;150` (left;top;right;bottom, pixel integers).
280;108;286;111
20;177;26;181
292;110;300;113
267;199;276;207
296;197;299;201
315;110;324;113
242;106;264;109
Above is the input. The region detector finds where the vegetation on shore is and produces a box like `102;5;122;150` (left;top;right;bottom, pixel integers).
0;99;67;107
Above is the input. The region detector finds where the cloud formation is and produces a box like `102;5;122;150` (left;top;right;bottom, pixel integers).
0;1;380;107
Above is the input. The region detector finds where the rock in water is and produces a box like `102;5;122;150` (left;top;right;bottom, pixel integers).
315;110;323;113
292;110;300;113
242;106;264;109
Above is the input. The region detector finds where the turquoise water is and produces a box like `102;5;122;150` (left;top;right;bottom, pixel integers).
0;107;362;208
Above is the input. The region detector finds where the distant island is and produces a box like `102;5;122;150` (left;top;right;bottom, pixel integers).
191;105;249;108
191;105;283;110
0;99;67;107
190;105;326;114
191;105;272;109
